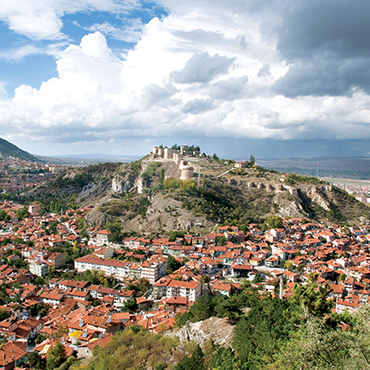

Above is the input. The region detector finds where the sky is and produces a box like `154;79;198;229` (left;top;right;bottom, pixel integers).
0;0;370;158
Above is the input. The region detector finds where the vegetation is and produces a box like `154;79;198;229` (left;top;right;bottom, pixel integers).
81;325;187;370
46;341;66;370
0;137;38;161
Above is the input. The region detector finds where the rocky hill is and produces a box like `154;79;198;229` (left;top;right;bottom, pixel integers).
0;137;39;161
21;153;370;233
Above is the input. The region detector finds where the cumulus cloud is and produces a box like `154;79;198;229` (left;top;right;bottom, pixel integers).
1;0;370;153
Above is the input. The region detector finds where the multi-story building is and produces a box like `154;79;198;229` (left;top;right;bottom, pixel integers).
29;262;49;277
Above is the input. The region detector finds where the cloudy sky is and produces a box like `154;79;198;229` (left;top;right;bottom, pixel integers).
0;0;370;158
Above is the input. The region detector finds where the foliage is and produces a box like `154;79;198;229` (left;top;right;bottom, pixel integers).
126;278;150;297
285;173;325;185
175;291;259;326
233;297;298;369
46;341;66;370
166;255;183;273
84;326;185;370
0;308;10;321
27;351;46;369
268;305;370;370
122;298;138;313
30;303;50;318
16;206;30;220
168;230;186;242
0;210;10;222
290;273;334;317
264;215;284;229
175;345;205;370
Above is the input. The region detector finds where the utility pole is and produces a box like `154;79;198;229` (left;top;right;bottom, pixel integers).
317;163;320;178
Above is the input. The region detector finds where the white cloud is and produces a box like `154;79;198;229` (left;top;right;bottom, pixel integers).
87;19;144;43
1;0;370;152
0;0;138;40
0;45;40;61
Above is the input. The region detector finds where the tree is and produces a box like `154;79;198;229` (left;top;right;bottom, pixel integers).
249;154;255;166
46;341;66;370
175;345;205;370
284;260;294;271
0;308;10;321
290;276;334;317
16;206;30;220
160;168;165;184
122;298;138;313
252;272;263;283
264;215;284;229
166;255;182;273
189;295;215;322
233;297;298;368
27;351;45;369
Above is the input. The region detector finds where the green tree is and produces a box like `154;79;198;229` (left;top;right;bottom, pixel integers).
160;168;165;184
175;345;205;370
16;206;30;220
27;351;45;369
166;255;182;273
249;154;255;166
264;215;284;229
290;276;334;317
0;210;10;223
189;295;215;322
122;298;138;313
46;341;66;370
233;297;297;368
0;308;10;321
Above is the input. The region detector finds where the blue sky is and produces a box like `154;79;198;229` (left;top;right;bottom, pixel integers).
0;0;370;158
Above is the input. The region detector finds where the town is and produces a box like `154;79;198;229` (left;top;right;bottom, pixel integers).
0;158;65;194
0;195;368;368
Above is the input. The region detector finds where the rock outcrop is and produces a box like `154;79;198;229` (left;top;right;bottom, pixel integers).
167;317;235;348
112;173;136;193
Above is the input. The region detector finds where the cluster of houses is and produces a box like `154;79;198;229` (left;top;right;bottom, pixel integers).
0;198;370;367
0;159;57;194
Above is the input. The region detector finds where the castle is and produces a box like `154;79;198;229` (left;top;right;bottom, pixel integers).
151;146;195;180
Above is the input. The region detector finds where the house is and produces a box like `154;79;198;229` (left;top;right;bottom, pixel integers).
96;230;111;244
166;297;189;312
231;264;254;277
39;292;64;307
0;341;27;370
265;255;280;268
212;281;232;296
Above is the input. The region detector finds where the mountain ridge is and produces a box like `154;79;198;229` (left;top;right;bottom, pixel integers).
0;137;39;162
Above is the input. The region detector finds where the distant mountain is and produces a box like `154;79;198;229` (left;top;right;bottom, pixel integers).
256;156;370;180
0;137;39;162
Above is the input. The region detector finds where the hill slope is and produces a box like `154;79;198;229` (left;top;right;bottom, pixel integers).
21;155;370;233
0;137;39;161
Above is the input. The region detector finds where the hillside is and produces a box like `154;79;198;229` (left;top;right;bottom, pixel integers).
20;152;370;233
0;137;39;161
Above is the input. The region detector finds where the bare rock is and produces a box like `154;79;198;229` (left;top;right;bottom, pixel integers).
112;173;136;193
167;317;235;348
